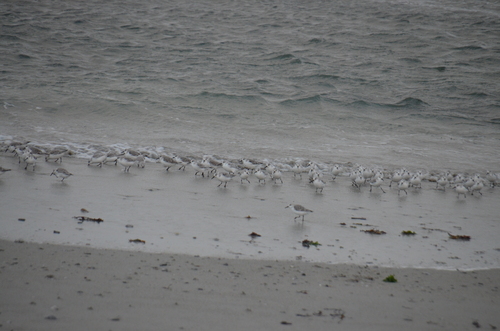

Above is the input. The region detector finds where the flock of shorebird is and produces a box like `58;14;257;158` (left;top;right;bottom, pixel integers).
2;141;499;222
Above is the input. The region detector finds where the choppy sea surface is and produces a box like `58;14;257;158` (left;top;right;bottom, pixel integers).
1;0;499;172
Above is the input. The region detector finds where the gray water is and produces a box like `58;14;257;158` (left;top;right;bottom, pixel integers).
1;0;499;172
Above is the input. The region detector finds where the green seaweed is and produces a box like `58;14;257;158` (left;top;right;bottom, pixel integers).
383;275;397;283
302;239;322;248
401;230;416;236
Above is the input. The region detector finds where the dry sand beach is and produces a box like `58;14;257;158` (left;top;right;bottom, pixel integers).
1;239;499;331
1;154;500;330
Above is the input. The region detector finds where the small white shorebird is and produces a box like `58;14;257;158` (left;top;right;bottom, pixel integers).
436;176;448;191
454;184;468;199
398;179;409;196
239;169;251;184
331;164;343;180
470;180;484;196
352;174;365;190
173;155;190;171
312;176;326;193
212;171;234;188
50;168;73;182
190;160;208;177
88;152;106;167
369;176;385;193
222;161;239;174
104;151;119;165
241;159;260;170
286;204;313;222
45;148;67;163
159;155;177;171
118;156;136;172
389;171;403;188
410;174;422;189
123;149;142;160
24;154;37;171
135;155;146;168
271;169;283;184
291;163;304;179
486;171;498;188
254;168;267;184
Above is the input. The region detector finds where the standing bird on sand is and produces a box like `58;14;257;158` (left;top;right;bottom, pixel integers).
454;184;468;199
285;204;313;222
239;169;251;184
118;157;136;172
24;154;37;171
369;176;385;193
312;176;326;193
254;168;267;184
398;179;409;196
212;171;234;188
50;168;73;182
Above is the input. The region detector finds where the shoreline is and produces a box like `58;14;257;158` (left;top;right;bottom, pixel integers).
1;239;499;330
1;152;500;329
0;153;499;271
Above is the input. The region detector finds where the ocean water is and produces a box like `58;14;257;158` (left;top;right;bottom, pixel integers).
1;0;499;173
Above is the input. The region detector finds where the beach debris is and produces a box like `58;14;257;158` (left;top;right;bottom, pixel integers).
53;230;60;234
280;321;292;325
73;216;104;224
401;230;416;236
125;224;134;228
249;232;261;238
340;222;346;226
422;227;447;233
45;315;57;320
383;275;398;283
245;215;252;219
80;208;89;213
302;239;321;248
351;217;367;220
129;239;146;244
18;218;25;222
353;222;374;227
448;233;471;241
361;229;386;235
296;308;345;320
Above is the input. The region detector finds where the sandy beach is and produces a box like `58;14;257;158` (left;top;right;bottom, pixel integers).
1;153;500;330
1;239;499;330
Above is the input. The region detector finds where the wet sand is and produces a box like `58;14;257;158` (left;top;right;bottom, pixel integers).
0;154;499;329
0;154;498;269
